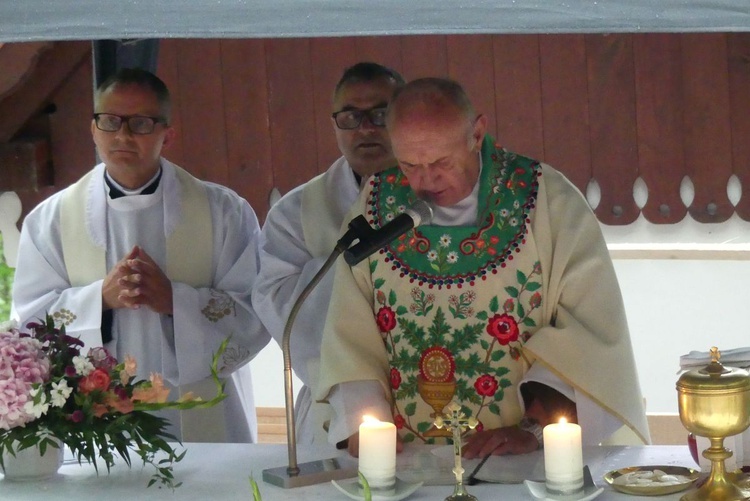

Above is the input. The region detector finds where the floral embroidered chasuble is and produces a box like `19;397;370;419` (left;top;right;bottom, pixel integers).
367;137;544;444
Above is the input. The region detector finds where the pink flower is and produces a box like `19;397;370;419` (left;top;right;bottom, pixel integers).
0;331;50;430
88;347;118;371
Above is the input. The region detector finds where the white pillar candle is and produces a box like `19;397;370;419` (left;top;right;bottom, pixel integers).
358;416;397;490
543;418;583;494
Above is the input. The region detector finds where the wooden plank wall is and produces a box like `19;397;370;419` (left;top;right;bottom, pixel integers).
7;34;750;226
155;33;750;225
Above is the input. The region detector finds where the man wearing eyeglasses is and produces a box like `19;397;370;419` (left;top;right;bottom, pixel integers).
252;62;405;444
11;68;270;443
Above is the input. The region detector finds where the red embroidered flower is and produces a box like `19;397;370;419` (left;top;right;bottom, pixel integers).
474;374;499;397
390;367;402;390
376;306;397;332
394;414;406;429
400;177;410;186
503;298;514;313
489;235;500;245
386;174;397;183
475;420;484;433
486;313;519;345
529;292;541;308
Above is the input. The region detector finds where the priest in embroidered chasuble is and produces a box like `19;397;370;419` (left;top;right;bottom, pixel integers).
11;69;270;443
317;77;650;457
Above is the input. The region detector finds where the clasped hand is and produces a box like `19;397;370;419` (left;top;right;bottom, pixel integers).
102;245;173;315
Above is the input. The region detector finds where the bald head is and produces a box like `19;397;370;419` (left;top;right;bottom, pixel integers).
384;78;487;207
385;77;477;137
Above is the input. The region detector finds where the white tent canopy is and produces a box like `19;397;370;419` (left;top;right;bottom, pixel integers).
1;0;749;42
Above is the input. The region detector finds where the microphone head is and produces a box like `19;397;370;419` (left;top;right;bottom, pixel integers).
407;199;433;227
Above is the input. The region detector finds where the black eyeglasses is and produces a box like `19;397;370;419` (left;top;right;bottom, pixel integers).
332;106;387;130
93;113;167;135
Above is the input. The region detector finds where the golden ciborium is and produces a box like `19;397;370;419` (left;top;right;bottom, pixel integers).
677;347;750;501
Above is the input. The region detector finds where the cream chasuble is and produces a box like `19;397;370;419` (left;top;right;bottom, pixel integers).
318;136;650;446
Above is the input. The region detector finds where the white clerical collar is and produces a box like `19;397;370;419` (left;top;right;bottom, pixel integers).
104;168;164;211
104;168;162;197
429;153;482;227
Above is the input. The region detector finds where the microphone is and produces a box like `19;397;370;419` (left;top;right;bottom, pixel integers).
343;199;433;265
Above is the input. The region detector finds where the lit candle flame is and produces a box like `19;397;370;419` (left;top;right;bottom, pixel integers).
558;417;567;425
362;415;380;424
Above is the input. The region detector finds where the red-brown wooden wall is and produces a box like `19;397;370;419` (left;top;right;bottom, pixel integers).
6;33;750;226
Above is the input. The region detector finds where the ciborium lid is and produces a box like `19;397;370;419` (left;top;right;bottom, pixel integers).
676;347;750;393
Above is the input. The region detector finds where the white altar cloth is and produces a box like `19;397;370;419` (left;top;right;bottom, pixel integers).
0;443;699;500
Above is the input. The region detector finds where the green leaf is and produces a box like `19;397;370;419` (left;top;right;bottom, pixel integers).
359;472;373;501
490;350;505;362
516;269;528;284
396;306;408;315
249;475;263;501
373;278;386;289
416;421;432;433
489;296;499;313
369;260;378;274
504;286;519;298
488;403;501;415
476;311;488;321
522;317;537;327
526;282;541;291
404;402;417;417
516;303;525;318
480;339;489;350
388;290;397;306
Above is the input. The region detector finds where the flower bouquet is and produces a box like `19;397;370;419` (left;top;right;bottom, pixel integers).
0;315;227;489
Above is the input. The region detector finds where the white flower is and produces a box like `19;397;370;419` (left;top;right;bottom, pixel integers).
447;252;459;264
513;200;520;209
439;234;451;248
385;213;395;222
427;250;438;262
23;389;49;419
50;379;73;408
73;355;94;376
500;209;509;217
386;196;396;204
509;217;519;227
397;205;406;213
0;319;18;332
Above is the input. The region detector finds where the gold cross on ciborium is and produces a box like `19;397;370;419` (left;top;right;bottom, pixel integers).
434;401;479;501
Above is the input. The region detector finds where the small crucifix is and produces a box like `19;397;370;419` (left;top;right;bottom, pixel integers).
434;401;479;501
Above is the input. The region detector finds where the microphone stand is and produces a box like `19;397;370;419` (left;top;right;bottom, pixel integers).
262;218;370;488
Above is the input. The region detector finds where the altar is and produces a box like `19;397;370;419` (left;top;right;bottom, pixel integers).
0;443;703;500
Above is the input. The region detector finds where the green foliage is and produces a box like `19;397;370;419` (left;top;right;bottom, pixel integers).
0;234;14;321
249;474;263;501
358;471;372;501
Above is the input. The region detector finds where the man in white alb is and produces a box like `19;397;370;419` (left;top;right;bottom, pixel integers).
252;62;405;444
11;68;270;442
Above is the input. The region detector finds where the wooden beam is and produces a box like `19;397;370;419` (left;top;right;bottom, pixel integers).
0;41;90;143
0;139;52;191
0;42;52;99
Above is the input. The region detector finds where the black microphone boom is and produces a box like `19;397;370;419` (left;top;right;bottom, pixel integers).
343;199;433;266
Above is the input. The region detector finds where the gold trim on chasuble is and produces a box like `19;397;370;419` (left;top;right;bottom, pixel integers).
367;137;545;444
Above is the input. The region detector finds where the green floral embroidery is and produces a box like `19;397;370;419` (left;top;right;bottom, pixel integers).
367;136;540;285
376;261;543;444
